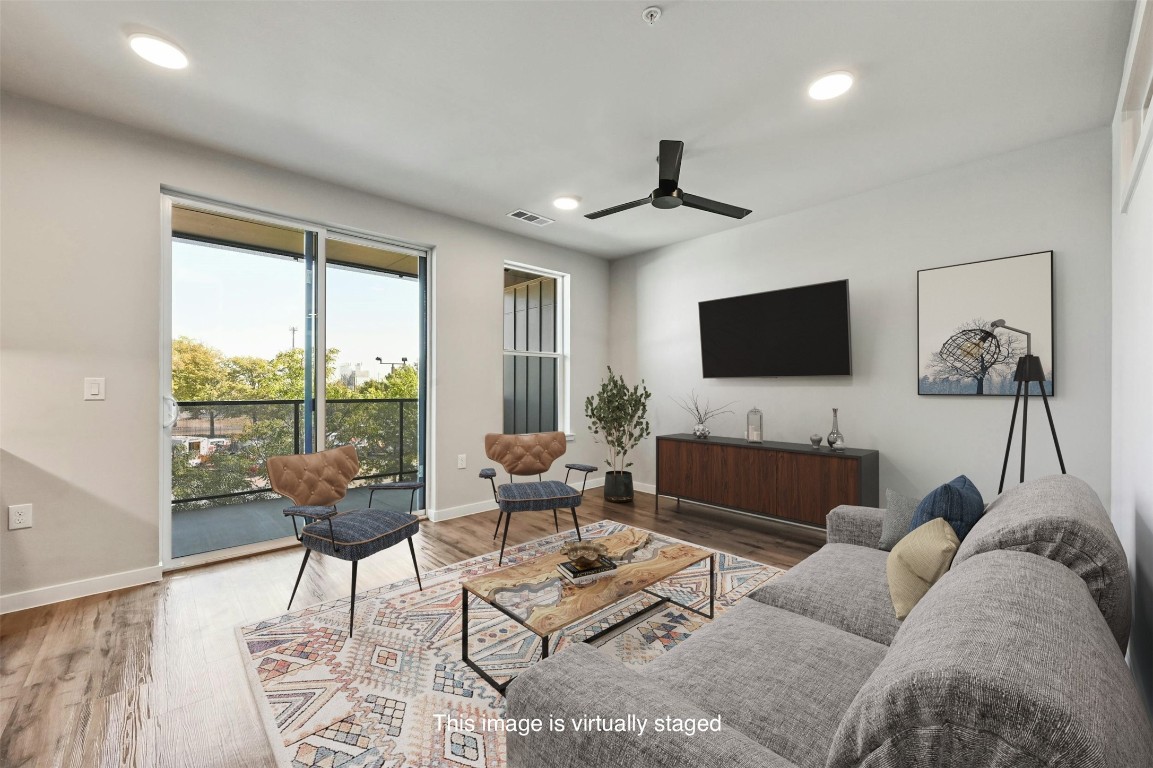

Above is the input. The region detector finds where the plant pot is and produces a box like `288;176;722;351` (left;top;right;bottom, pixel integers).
604;471;634;503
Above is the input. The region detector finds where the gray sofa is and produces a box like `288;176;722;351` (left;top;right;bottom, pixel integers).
505;475;1153;767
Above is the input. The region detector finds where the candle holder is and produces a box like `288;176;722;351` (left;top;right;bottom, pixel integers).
746;407;763;443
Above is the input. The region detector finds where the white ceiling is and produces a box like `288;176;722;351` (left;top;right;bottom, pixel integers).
0;1;1134;259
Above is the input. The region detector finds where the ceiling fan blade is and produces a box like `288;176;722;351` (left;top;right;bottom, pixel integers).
658;140;683;189
681;192;752;219
584;196;652;219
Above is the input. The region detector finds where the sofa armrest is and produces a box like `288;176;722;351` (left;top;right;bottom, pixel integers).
505;644;798;768
826;505;884;548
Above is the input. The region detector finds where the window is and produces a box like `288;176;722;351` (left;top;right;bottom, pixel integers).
503;264;568;434
164;197;428;565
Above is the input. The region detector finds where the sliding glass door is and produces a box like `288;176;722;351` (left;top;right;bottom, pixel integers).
162;198;427;566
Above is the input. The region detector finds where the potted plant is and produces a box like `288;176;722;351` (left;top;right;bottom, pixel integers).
584;366;652;502
673;391;735;438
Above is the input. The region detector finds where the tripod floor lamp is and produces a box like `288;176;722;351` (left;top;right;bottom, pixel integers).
990;319;1066;493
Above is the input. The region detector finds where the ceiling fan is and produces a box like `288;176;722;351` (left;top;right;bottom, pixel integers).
585;140;752;220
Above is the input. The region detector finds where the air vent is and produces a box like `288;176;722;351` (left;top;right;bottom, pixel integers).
506;209;555;227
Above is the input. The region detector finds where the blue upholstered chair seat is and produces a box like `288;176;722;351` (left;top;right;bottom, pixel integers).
302;508;420;562
496;480;583;512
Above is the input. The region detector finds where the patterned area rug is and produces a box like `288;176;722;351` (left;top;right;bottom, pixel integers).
237;520;783;767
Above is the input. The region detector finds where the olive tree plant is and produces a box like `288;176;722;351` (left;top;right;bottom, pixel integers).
584;366;652;473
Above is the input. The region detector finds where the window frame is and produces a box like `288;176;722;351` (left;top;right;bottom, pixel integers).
502;261;571;436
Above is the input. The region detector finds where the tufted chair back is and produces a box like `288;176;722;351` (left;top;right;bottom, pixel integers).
484;432;567;477
267;445;360;507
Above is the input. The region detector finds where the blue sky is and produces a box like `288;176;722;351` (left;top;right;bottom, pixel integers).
172;240;420;373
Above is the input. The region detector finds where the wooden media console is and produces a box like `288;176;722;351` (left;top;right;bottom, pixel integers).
655;434;879;527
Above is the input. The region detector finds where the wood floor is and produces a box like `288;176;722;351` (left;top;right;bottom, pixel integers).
0;490;824;767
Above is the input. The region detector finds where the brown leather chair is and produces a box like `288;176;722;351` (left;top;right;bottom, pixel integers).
267;445;423;636
479;432;596;565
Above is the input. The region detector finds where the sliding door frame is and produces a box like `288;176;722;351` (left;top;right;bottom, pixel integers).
159;191;432;571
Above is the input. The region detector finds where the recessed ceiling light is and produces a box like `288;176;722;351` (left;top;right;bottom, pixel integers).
808;71;853;101
128;33;189;70
552;196;581;210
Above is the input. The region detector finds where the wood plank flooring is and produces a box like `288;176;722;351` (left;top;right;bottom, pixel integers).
0;490;824;767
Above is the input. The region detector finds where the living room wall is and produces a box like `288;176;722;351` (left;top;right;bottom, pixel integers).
610;129;1112;508
0;93;609;607
1111;17;1153;707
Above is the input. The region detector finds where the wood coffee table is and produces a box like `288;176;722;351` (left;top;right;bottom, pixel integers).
461;526;715;693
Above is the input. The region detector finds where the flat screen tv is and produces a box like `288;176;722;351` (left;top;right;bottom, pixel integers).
699;279;852;377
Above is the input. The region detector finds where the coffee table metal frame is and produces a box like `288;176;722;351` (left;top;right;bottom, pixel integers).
461;552;715;694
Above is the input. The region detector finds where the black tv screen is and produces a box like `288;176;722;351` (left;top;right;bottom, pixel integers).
699;280;852;377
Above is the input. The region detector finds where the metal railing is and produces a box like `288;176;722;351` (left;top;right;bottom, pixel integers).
172;398;419;508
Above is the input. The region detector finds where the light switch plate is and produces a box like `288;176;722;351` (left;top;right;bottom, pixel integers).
84;377;105;400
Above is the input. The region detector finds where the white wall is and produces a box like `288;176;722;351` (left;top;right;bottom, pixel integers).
611;129;1113;508
1112;3;1153;711
0;93;609;603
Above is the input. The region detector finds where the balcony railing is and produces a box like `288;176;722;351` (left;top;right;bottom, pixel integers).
172;398;418;509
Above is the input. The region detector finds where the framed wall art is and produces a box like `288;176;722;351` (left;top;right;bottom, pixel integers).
917;251;1053;397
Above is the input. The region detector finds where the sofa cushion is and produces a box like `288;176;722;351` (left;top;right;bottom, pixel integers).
827;551;1153;768
878;489;919;551
886;518;959;619
908;474;984;541
953;474;1131;650
506;643;798;768
645;599;886;768
749;544;902;645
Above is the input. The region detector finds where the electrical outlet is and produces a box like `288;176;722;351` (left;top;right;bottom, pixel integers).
8;504;32;530
457;454;467;469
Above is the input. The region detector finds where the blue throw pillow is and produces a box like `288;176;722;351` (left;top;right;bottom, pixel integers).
909;475;985;541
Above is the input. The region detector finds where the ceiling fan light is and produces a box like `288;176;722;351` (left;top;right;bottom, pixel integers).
128;33;189;69
552;196;581;210
808;71;853;100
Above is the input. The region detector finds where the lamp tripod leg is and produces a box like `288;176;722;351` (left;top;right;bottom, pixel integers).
999;380;1023;494
1020;383;1030;485
1039;388;1066;474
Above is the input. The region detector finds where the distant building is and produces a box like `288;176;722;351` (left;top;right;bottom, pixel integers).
339;362;385;388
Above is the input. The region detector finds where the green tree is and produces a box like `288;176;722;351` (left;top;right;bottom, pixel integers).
173;337;244;439
356;363;419;399
170;444;254;507
325;363;420;483
172;337;230;400
223;355;273;399
171;341;421;506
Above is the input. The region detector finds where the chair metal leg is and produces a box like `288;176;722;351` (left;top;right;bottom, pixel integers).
493;508;504;540
498;509;512;566
287;548;312;610
349;560;358;637
408;537;423;590
571;508;582;541
552;508;559;532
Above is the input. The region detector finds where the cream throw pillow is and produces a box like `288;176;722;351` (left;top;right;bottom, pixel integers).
886;517;960;619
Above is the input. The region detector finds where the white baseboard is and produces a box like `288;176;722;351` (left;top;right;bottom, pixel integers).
634;480;656;494
1;564;163;614
427;499;494;522
428;477;609;522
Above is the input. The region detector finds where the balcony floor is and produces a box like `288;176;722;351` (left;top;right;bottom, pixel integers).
171;487;418;559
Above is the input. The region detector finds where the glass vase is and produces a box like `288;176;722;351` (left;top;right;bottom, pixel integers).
827;408;845;452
